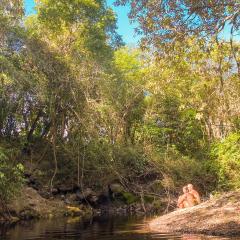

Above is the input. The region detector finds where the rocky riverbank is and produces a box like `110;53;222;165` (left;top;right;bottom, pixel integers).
0;181;165;222
0;187;93;222
148;191;240;236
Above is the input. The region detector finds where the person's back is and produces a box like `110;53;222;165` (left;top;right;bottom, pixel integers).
187;184;201;205
177;193;187;208
185;192;196;207
177;186;191;208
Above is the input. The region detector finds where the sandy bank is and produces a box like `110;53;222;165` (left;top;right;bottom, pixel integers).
148;191;240;236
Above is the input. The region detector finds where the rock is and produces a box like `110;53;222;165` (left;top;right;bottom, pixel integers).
64;199;71;205
24;172;31;178
57;184;80;195
51;188;59;195
19;208;40;220
65;206;82;215
109;183;124;194
24;174;41;191
10;216;20;223
39;190;51;199
72;184;81;192
76;188;98;206
1;186;97;222
97;191;110;205
148;191;240;236
66;194;78;203
58;186;73;194
7;187;66;219
108;183;125;202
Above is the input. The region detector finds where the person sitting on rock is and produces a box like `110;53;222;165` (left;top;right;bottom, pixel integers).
177;186;195;208
187;183;201;205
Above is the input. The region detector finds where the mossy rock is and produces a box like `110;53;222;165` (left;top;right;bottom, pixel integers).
110;184;124;194
64;206;83;217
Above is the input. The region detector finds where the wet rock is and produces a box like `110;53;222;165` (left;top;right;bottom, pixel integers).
57;186;74;195
64;206;83;217
51;188;59;195
72;184;81;193
76;188;98;205
57;184;80;195
97;191;110;205
19;208;40;220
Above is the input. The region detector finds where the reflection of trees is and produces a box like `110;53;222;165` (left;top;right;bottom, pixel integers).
0;223;12;238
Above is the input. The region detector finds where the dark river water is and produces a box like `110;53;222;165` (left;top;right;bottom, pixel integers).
0;215;239;240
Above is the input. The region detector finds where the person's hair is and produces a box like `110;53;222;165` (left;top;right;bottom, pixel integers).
183;186;188;192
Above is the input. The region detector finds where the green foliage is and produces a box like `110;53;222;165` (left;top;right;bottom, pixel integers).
211;133;240;190
0;147;25;202
116;0;239;51
112;144;148;176
141;95;207;159
143;195;155;203
122;192;138;204
0;0;239;199
149;145;213;191
151;200;163;212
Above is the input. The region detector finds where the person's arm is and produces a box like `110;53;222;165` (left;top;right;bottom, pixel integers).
177;195;186;207
193;190;201;204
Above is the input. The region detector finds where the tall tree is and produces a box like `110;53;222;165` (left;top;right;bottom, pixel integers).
116;0;240;47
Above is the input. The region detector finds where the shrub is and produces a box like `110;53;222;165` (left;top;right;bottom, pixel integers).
0;147;25;202
211;133;240;190
150;146;216;193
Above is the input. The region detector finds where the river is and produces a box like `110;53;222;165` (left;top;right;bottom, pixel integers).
0;215;239;240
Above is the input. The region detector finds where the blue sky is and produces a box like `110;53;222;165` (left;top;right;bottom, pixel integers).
24;0;239;44
24;0;140;45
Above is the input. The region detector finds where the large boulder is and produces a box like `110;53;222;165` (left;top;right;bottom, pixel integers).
109;183;124;195
6;187;66;220
57;184;80;195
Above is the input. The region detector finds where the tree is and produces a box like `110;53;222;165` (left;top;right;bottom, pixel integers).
0;147;24;204
145;37;240;142
115;0;240;47
0;0;23;51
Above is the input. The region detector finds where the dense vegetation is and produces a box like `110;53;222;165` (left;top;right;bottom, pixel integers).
0;0;240;205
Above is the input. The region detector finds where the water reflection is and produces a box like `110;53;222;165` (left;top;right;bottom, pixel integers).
0;216;239;240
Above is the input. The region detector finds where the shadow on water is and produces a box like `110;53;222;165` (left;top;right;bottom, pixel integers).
0;215;239;240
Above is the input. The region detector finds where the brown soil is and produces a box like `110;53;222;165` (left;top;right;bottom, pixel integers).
148;191;240;236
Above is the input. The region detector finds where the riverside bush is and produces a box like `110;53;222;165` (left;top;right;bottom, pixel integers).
0;147;25;202
211;133;240;190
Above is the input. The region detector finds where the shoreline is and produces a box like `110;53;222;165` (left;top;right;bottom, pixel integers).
148;191;240;236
